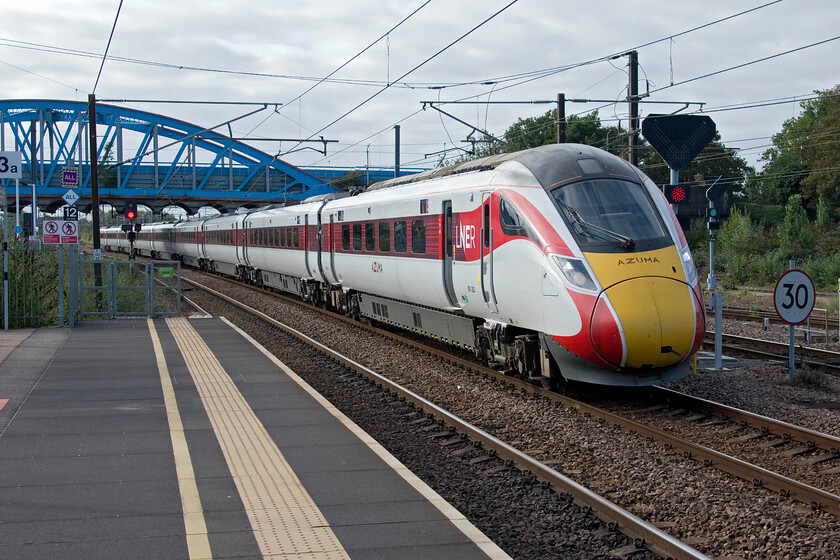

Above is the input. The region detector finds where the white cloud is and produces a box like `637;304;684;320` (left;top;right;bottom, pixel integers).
2;0;838;171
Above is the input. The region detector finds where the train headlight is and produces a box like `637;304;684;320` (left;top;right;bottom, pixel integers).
680;244;698;285
551;255;597;292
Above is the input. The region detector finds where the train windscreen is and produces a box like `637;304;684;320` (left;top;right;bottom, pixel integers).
551;178;669;252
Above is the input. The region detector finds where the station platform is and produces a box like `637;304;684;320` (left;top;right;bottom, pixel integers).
0;317;510;560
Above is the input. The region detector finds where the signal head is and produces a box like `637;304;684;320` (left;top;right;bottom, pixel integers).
124;200;138;221
664;184;688;204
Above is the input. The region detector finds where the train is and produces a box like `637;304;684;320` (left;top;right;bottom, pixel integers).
103;143;705;386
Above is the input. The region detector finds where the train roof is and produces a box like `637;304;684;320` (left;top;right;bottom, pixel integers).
368;143;643;192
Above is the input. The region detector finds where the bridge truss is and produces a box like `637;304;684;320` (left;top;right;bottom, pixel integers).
0;99;342;215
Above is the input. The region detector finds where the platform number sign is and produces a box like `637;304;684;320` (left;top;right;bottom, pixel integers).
774;269;815;325
0;151;23;179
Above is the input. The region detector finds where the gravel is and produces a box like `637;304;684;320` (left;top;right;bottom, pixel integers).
186;273;840;560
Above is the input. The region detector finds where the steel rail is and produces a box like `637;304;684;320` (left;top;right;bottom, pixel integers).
704;332;840;375
652;386;840;453
187;272;840;520
183;276;711;560
187;273;840;517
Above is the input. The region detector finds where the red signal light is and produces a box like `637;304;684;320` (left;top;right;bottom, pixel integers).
124;200;138;221
664;184;688;204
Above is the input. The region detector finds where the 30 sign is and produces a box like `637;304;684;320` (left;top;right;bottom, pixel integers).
774;269;815;325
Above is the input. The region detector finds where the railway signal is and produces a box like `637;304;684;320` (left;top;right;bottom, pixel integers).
124;200;137;222
706;207;721;230
664;184;689;204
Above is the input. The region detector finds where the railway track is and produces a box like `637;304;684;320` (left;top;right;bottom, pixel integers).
721;305;838;336
178;270;840;558
181;273;707;560
704;331;840;376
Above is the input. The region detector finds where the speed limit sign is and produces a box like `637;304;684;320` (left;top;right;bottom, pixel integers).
774;269;815;325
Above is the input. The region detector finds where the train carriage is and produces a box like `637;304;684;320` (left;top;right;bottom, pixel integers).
202;213;247;277
243;204;313;295
147;222;176;260
172;220;205;268
109;143;704;387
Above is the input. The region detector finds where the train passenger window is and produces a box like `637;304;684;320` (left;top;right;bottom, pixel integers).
379;222;390;252
286;228;292;247
411;220;426;254
353;224;362;250
365;223;375;251
293;227;299;248
394;221;407;253
342;225;350;251
499;196;538;243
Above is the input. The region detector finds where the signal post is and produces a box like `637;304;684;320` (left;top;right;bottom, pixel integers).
122;199;141;260
642;115;722;368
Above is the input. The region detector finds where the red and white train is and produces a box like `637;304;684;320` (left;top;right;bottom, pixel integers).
103;144;705;386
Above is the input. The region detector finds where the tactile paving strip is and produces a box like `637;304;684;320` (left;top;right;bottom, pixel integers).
166;316;350;559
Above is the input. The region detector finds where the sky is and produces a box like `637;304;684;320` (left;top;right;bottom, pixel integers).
2;0;839;175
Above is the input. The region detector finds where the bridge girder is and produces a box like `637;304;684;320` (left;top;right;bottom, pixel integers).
1;99;343;215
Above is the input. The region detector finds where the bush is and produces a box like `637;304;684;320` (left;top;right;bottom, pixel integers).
792;366;829;389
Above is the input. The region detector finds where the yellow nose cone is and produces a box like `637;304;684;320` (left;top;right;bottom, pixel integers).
593;277;697;368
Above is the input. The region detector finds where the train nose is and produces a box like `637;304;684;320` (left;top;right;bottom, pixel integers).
590;277;699;369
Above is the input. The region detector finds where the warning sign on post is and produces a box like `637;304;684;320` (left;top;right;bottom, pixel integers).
42;220;79;245
774;269;815;325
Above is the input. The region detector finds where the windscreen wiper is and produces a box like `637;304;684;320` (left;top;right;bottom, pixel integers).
558;200;636;250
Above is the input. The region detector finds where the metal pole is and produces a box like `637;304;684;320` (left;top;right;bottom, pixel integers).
628;51;639;167
30;122;37;241
394;125;400;178
69;245;78;327
669;168;679;214
708;227;722;370
788;260;797;382
3;190;7;331
88;94;103;309
557;93;566;143
58;243;64;327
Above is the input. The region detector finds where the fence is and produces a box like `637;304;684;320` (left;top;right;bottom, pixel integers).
2;242;181;329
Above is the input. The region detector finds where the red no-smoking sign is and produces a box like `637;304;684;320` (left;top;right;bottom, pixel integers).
42;220;79;245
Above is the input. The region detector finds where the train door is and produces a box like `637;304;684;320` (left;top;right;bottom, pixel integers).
328;213;340;284
442;200;458;307
237;221;248;266
304;214;312;277
480;192;498;313
315;203;327;281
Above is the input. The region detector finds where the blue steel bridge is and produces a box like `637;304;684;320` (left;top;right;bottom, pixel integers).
1;99;407;217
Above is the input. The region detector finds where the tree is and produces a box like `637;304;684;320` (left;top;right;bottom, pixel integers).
502;109;623;153
756;85;840;213
639;135;753;194
331;171;364;189
800;85;840;214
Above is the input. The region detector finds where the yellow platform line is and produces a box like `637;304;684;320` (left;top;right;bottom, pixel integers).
165;316;350;560
219;317;513;560
148;319;213;560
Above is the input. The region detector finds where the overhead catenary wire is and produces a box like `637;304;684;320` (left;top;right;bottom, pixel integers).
286;0;520;157
92;0;124;94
